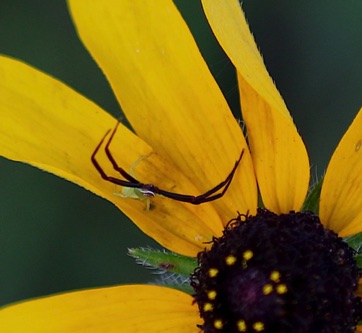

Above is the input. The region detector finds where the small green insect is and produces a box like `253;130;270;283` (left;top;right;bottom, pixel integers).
113;152;154;210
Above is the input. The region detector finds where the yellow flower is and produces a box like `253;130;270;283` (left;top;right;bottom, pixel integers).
0;0;361;332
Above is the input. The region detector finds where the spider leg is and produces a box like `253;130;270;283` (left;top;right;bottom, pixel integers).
103;122;140;183
91;125;142;188
157;149;244;205
92;123;244;206
91;128;112;180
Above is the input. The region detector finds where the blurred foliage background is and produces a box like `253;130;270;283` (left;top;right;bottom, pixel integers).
0;1;361;307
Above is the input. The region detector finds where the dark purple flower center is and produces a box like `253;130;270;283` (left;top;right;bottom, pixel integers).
191;209;362;333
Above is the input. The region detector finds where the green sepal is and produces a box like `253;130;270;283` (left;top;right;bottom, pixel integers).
257;189;265;209
344;232;362;268
128;247;198;277
152;275;195;295
302;176;323;214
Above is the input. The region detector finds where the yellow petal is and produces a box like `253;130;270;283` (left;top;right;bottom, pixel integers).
202;0;310;213
356;278;362;298
0;55;228;256
0;285;199;332
320;108;362;236
68;0;258;220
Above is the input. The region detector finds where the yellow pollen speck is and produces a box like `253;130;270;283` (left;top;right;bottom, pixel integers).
270;271;281;282
276;284;288;294
208;290;217;300
242;250;253;261
209;268;219;278
203;303;213;312
226;255;237;265
252;321;265;331
214;319;223;329
263;284;273;295
237;320;247;331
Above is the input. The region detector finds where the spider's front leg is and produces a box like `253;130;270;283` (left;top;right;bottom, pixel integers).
91;123;147;190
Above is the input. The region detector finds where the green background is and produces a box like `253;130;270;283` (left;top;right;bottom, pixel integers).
0;1;361;307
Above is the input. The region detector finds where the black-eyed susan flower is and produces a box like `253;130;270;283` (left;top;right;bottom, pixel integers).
0;0;362;332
